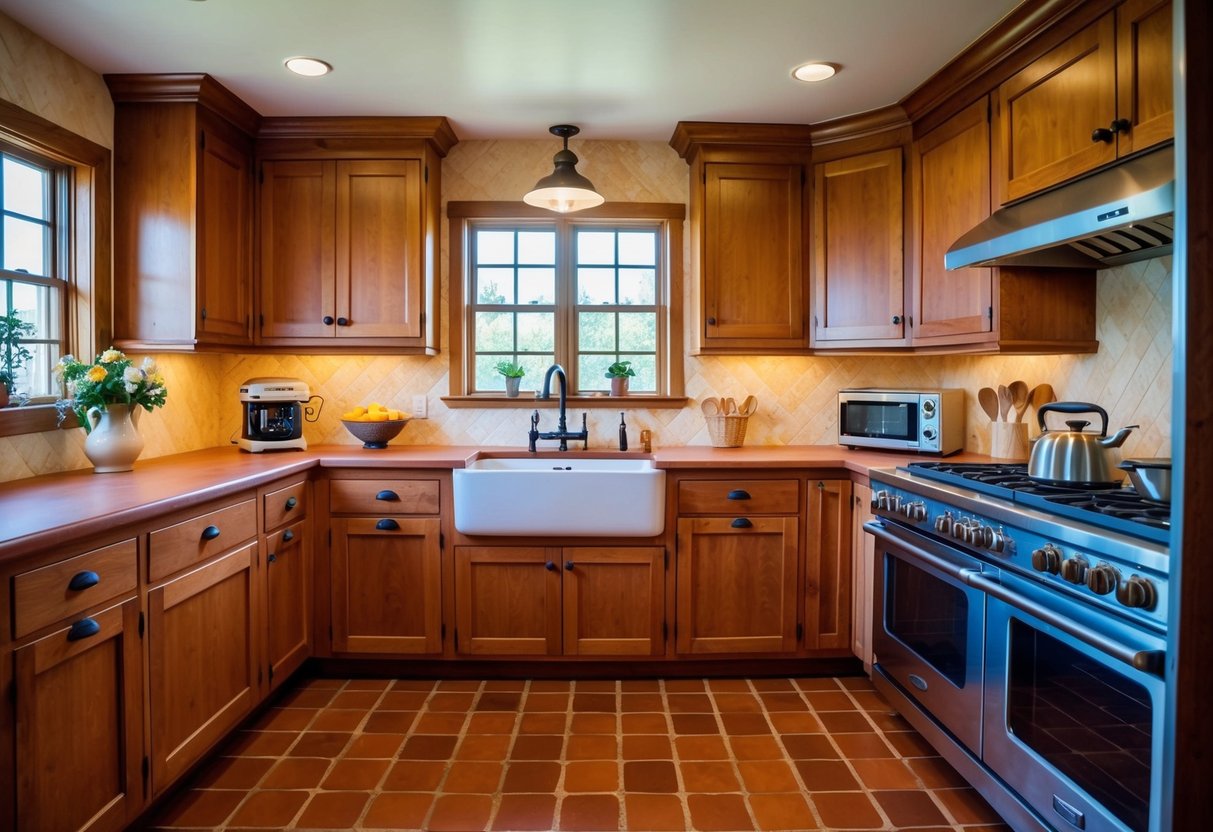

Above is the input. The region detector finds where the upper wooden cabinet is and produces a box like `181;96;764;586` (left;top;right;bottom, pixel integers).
811;147;906;346
107;74;258;351
994;0;1172;203
670;123;813;354
256;118;456;353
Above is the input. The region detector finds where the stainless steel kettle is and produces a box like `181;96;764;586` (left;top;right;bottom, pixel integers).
1027;402;1136;487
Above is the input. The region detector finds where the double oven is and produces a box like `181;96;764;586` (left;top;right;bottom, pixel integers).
867;464;1169;832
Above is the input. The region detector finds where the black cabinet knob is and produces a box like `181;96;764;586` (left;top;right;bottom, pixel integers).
337;317;350;326
67;571;100;591
201;525;221;541
285;496;298;510
282;529;294;543
731;518;753;529
67;618;101;642
267;553;277;564
564;561;575;571
544;561;557;571
1091;127;1115;143
1111;118;1131;134
707;317;717;326
375;518;400;531
892;315;902;325
323;315;335;325
376;490;400;502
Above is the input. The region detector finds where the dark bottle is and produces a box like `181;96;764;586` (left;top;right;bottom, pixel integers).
618;412;628;451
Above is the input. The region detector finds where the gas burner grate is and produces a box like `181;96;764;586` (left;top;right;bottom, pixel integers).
1042;492;1172;529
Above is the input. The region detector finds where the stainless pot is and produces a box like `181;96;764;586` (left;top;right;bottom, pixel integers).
1027;402;1136;487
1119;458;1171;503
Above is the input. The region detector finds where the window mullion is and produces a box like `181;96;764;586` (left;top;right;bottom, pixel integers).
558;219;575;390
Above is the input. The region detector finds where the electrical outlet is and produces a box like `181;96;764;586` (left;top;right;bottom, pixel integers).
411;394;427;419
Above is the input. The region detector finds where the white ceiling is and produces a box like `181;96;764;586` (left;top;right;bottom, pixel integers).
0;0;1020;141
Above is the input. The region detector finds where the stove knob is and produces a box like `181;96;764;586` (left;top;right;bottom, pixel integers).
1031;544;1063;574
874;491;890;511
952;520;969;541
934;512;954;535
1060;555;1089;585
1116;575;1157;610
1086;563;1121;595
981;525;1006;553
890;494;904;513
910;502;928;522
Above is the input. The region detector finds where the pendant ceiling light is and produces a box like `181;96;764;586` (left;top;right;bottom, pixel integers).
523;125;604;214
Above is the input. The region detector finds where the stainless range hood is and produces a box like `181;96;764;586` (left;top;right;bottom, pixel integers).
945;145;1174;269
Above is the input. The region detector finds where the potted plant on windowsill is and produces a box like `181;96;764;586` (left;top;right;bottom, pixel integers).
0;310;35;409
605;360;635;396
495;360;526;398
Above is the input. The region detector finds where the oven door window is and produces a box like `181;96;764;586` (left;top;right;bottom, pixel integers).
887;555;970;687
841;401;918;441
1006;620;1152;832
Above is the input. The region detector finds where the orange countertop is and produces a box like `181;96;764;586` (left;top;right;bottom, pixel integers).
0;443;991;562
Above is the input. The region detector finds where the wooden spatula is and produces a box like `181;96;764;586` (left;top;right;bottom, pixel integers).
978;388;999;422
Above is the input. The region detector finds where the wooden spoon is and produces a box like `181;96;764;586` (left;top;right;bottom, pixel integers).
1009;380;1029;422
739;395;757;416
701;398;720;417
978;388;999;422
724;397;736;415
1029;383;1056;415
997;384;1012;422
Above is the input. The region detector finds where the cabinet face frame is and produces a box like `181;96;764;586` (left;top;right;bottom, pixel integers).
14;597;143;832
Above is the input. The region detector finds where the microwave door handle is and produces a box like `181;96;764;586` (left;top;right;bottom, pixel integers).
864;521;971;582
963;571;1165;678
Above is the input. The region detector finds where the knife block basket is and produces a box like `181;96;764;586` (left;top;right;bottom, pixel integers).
990;422;1030;460
706;414;750;448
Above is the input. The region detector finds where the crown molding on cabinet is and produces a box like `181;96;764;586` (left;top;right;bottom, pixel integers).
257;116;459;157
104;73;262;136
668;122;816;160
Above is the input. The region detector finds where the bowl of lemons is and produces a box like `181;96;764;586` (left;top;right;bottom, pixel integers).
340;403;411;449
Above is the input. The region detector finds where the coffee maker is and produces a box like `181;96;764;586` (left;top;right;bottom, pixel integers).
237;378;320;452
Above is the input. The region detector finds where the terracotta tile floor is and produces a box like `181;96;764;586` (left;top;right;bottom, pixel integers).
141;676;1012;831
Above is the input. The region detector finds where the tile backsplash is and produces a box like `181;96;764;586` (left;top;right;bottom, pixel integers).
0;13;1173;481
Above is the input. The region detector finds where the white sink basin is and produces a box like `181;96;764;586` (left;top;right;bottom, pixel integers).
452;456;666;537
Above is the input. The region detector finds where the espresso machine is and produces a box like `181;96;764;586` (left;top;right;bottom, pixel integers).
237;378;321;452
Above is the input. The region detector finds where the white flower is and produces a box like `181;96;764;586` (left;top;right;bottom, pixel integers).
141;357;157;374
125;382;138;394
100;348;123;364
123;366;144;385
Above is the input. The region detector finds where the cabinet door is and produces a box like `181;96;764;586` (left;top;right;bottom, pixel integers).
196;116;253;343
335;159;424;339
995;13;1117;203
912;98;994;343
562;547;665;657
330;517;441;654
14;598;143;832
812;148;905;344
702;162;807;349
266;520;310;689
1116;0;1173;155
806;479;853;651
259;160;336;339
148;543;258;794
850;483;875;670
676;517;798;654
454;547;561;656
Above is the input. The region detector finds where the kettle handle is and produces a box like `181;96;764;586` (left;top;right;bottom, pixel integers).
1037;402;1109;436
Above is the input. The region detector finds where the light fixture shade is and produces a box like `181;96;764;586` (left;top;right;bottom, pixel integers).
523;125;604;214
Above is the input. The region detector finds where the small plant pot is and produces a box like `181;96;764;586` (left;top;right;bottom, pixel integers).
0;386;9;409
504;376;522;398
610;376;629;396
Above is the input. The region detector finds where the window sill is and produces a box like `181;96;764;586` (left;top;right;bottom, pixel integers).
0;402;79;437
441;395;689;409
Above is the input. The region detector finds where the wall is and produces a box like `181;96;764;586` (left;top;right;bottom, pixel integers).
0;13;1172;483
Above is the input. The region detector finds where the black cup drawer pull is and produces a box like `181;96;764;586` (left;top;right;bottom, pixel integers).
201;525;221;541
282;529;295;543
67;570;100;591
67;618;101;641
267;553;277;564
375;490;400;502
731;518;753;529
285;496;298;510
376;518;400;531
726;489;751;501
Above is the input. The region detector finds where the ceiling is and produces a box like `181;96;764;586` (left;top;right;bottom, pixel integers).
0;0;1020;141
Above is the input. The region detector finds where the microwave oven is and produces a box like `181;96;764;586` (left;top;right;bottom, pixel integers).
838;388;964;455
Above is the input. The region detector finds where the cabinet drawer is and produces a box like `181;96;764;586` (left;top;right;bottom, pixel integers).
12;538;138;639
678;479;799;514
148;499;257;582
329;479;440;515
264;479;308;531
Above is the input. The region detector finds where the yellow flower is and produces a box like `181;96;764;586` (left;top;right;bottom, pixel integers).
86;365;107;383
100;348;123;364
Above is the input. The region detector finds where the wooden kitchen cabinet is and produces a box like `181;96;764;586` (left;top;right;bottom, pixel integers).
994;1;1172;203
261;478;311;691
256;117;457;353
147;541;259;794
850;483;875;671
811;147;907;346
107;74;258;350
805;479;852;651
453;545;665;657
670;122;813;353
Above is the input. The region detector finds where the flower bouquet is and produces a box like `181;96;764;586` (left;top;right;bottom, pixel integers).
55;348;168;432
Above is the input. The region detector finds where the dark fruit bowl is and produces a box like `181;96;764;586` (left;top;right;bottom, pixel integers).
341;418;409;449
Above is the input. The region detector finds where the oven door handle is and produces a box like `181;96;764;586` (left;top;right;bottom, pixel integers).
963;570;1166;678
864;521;972;582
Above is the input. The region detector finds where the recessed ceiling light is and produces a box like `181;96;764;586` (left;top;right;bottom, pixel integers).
284;57;333;77
792;62;837;83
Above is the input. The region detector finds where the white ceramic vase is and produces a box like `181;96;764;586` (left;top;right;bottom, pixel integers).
84;403;144;473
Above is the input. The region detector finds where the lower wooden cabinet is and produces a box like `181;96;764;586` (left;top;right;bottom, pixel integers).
147;542;259;793
13;597;143;832
329;516;442;655
850;483;876;670
805;479;853;651
265;519;310;688
453;545;666;657
675;517;799;654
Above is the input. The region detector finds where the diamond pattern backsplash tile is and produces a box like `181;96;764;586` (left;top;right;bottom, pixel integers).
0;139;1173;482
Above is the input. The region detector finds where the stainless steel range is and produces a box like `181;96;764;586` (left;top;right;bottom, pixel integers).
867;461;1168;832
